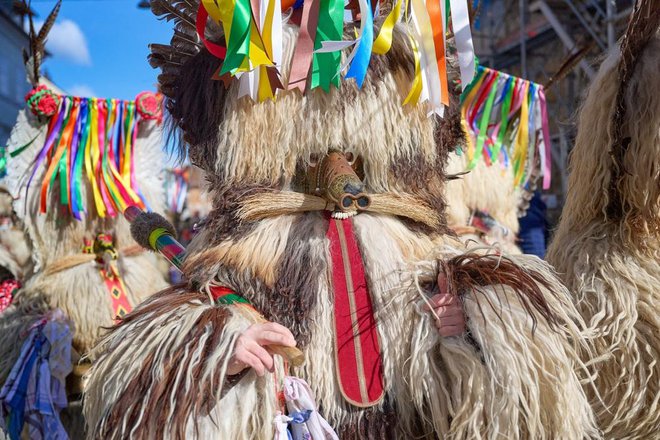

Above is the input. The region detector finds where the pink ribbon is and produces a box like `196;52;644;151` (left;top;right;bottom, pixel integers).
286;0;321;92
538;87;552;189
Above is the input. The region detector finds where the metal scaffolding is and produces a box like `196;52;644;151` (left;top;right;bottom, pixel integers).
471;0;632;224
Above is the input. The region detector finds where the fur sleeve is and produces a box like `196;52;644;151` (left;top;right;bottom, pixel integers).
83;285;251;439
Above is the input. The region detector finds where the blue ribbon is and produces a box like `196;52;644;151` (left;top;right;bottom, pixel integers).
345;0;374;88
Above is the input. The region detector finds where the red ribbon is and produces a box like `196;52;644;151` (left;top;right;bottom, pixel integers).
196;4;228;60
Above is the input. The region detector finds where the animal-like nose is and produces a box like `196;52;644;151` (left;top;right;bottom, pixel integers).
342;182;363;196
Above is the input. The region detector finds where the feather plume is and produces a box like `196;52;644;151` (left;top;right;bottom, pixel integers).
35;0;62;50
22;0;62;86
28;6;38;86
545;41;595;90
150;0;198;28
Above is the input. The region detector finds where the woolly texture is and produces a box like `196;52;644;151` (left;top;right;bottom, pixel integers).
445;152;521;253
129;211;177;250
0;109;169;381
84;6;596;439
84;213;597;439
547;34;660;439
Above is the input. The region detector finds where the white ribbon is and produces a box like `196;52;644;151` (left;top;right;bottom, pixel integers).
449;0;476;88
410;0;444;115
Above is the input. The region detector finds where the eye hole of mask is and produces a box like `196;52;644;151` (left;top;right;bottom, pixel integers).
309;153;320;167
344;151;355;164
357;196;370;209
341;196;354;209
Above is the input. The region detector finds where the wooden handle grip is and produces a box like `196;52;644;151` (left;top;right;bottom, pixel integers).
270;345;305;367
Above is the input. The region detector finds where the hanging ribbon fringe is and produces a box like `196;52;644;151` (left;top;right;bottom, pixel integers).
23;91;162;220
197;0;476;109
165;168;190;214
460;65;552;190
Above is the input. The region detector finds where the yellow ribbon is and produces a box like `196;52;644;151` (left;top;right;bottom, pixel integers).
513;81;530;185
373;0;403;55
403;35;423;105
85;99;106;217
460;72;487;163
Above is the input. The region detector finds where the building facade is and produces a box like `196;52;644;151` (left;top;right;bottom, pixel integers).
0;4;31;146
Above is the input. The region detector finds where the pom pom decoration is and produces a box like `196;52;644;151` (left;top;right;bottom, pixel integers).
0;279;20;313
24;85;61;117
135;91;164;123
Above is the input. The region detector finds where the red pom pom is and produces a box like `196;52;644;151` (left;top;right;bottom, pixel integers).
135;91;163;123
25;85;61;117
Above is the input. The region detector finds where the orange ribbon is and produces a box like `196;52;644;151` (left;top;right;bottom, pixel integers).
426;0;449;106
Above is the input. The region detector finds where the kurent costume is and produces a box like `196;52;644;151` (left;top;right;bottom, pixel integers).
84;1;597;439
445;66;551;254
0;190;31;284
0;5;169;436
547;3;660;438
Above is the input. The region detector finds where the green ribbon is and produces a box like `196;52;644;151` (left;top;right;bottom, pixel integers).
57;147;68;206
215;293;250;306
459;64;484;104
468;71;499;170
310;0;344;92
0;147;6;178
492;76;515;163
220;0;253;75
9;134;40;158
49;103;73;196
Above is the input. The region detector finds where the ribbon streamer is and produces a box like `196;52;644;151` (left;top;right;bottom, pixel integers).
23;92;159;220
194;0;477;106
461;65;552;190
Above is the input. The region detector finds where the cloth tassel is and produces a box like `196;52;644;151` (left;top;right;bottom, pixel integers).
282;376;339;440
0;310;72;440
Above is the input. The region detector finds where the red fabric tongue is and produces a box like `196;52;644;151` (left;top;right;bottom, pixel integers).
327;217;384;407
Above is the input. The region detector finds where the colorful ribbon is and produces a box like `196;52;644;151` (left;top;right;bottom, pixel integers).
461;65;552;189
195;0;477;107
23;93;159;220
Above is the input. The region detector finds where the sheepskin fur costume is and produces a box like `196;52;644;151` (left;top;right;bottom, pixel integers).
444;152;522;254
547;21;660;440
83;4;597;439
0;108;169;381
0;190;31;280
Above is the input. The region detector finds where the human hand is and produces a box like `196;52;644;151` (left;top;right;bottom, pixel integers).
227;322;297;376
423;273;466;337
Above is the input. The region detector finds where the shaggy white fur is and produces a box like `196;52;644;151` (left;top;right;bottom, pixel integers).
0;109;169;378
85;213;598;439
547;34;660;439
445;153;522;254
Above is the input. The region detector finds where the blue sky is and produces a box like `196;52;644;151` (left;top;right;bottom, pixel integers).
32;0;172;100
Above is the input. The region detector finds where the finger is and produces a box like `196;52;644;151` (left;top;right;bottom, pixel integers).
239;349;266;376
435;315;465;328
247;342;275;372
434;293;455;307
255;323;297;346
439;324;466;338
434;304;463;317
256;330;297;347
423;294;453;310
